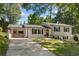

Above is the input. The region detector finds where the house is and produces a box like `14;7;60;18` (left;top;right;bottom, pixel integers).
8;23;73;40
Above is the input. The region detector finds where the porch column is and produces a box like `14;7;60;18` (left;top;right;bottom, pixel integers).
8;29;12;39
24;28;27;37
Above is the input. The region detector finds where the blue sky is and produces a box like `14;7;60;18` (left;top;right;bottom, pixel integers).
18;7;50;24
18;7;58;24
18;7;34;24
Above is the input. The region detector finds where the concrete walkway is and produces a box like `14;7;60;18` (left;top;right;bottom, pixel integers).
6;38;55;56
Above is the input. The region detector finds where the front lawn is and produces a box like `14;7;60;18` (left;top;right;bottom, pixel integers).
33;38;79;56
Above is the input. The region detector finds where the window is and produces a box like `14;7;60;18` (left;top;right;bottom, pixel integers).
54;26;60;32
42;29;43;34
38;29;43;34
13;31;16;34
18;31;24;34
32;29;37;34
64;27;69;32
32;29;43;34
38;29;41;34
63;36;68;39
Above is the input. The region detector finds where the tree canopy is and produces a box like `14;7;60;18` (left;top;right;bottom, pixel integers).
54;4;79;34
1;3;21;24
0;3;79;34
23;3;79;34
0;3;21;32
28;14;44;25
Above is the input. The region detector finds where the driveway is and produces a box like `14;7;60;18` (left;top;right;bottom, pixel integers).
6;38;55;56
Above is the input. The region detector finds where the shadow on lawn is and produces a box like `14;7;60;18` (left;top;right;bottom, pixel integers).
44;43;79;56
33;38;79;56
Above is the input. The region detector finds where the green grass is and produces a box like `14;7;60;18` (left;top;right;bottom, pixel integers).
33;38;79;56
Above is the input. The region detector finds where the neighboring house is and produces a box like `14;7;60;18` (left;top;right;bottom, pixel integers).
8;23;73;40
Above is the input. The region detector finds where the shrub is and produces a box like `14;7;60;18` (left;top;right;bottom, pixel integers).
4;36;8;39
0;35;9;56
73;35;79;42
0;27;2;32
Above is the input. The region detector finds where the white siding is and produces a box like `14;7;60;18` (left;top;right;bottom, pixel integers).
8;30;12;39
28;27;44;38
51;25;72;39
25;28;27;37
8;24;73;39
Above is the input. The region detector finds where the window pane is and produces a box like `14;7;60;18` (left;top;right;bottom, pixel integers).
35;29;37;34
13;31;16;34
38;29;43;34
54;26;60;32
63;36;68;39
42;29;43;34
38;29;41;34
64;27;69;32
32;29;43;34
32;29;34;34
32;29;37;34
18;31;24;34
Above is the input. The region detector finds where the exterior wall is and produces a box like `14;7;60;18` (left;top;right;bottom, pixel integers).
25;28;27;37
52;26;72;35
8;24;73;39
51;25;72;39
28;27;44;38
8;27;45;39
8;27;26;38
8;29;12;39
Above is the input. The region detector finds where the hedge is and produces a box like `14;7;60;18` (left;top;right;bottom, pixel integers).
0;35;9;56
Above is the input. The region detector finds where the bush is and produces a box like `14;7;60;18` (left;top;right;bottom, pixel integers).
73;35;79;42
4;36;8;39
0;35;9;56
0;27;2;32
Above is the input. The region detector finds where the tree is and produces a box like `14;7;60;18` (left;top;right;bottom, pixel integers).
23;3;56;21
24;3;79;34
1;17;9;32
43;15;53;23
23;4;47;16
0;3;21;32
73;35;79;43
54;4;79;34
28;14;54;25
2;3;21;24
28;14;44;25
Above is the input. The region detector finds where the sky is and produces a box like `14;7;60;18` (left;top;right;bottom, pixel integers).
18;7;34;24
18;7;58;24
18;7;49;24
